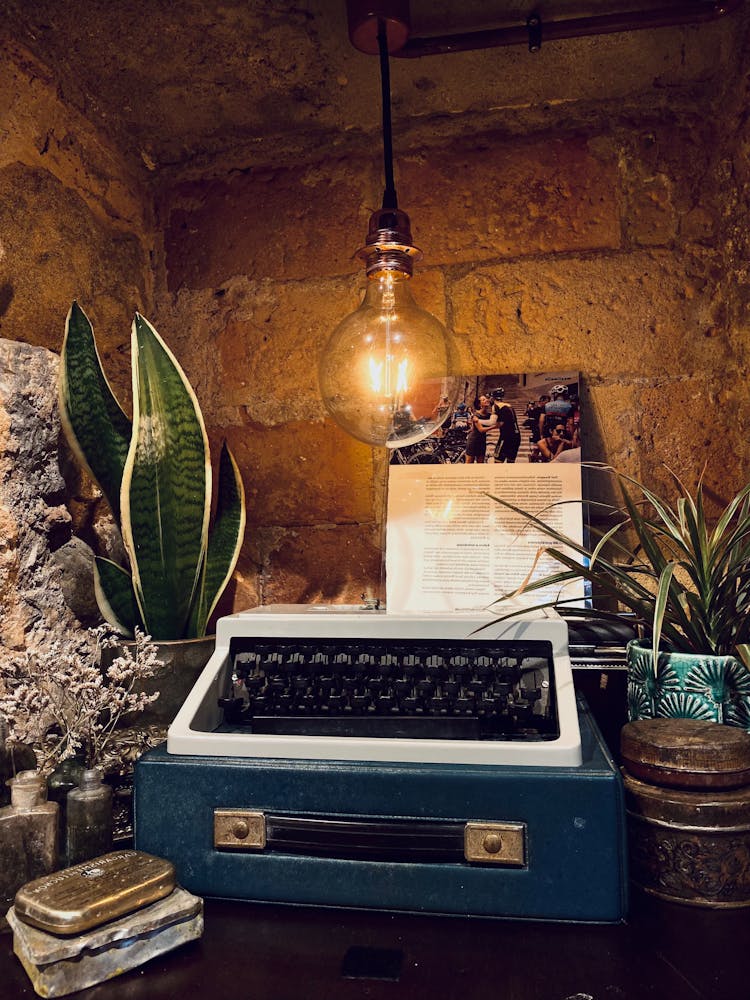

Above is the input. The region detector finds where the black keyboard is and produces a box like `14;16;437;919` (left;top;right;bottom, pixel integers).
219;637;559;741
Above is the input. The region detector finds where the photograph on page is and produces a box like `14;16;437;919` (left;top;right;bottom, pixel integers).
389;371;581;467
385;371;586;614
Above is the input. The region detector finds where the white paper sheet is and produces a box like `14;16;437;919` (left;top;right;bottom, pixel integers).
386;463;586;614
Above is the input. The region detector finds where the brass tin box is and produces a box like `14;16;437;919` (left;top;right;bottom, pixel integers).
14;850;176;935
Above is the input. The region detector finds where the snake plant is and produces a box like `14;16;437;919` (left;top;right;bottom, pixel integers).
59;301;246;640
488;464;750;672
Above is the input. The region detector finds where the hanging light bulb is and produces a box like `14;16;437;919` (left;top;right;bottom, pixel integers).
320;207;458;448
319;15;459;449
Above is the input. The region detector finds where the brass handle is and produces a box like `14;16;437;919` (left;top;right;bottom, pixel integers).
214;810;526;868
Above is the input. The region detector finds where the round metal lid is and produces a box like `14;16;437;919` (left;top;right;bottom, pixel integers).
621;718;750;790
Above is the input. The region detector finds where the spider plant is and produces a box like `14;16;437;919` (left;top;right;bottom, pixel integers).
59;301;246;641
488;464;750;673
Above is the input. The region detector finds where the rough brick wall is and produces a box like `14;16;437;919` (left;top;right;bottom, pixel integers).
0;40;155;362
153;106;750;609
1;33;749;622
0;40;155;652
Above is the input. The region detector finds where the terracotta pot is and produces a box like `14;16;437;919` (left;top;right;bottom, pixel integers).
626;639;750;729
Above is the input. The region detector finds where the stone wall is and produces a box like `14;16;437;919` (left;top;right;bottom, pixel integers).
0;40;155;659
1;31;749;627
152;103;750;609
0;37;155;390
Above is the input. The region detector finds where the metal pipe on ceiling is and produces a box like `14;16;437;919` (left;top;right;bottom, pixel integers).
347;0;744;57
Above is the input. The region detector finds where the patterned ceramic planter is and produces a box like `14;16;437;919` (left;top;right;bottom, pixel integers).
627;639;750;730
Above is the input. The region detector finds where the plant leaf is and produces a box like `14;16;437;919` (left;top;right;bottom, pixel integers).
189;441;246;637
652;561;678;673
121;314;211;640
59;301;131;520
487;454;750;660
93;557;142;637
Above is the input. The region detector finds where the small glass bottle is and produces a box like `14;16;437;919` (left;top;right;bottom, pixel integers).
65;767;113;865
47;756;86;858
0;770;59;912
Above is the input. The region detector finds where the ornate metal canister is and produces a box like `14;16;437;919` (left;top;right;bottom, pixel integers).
621;719;750;907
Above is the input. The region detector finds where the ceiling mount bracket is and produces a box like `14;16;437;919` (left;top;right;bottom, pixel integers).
347;0;411;55
527;12;542;52
347;0;743;58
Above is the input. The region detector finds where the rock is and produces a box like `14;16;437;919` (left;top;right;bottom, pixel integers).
0;339;92;661
49;537;99;626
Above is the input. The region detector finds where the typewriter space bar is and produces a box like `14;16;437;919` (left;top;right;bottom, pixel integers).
246;715;482;740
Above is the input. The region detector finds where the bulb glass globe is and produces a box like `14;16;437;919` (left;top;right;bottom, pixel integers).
319;273;459;448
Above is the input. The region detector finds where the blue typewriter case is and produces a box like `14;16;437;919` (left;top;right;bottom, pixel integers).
134;605;628;922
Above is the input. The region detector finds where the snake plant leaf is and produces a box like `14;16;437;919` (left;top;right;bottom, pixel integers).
121;314;211;640
188;441;246;638
59;302;132;520
93;557;143;637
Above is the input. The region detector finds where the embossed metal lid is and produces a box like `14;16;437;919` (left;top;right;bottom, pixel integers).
621;719;750;790
13;850;176;936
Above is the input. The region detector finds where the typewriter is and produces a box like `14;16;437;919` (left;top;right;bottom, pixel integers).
135;605;628;922
166;603;581;767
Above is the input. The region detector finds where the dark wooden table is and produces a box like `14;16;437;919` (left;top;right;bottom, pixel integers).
1;888;747;999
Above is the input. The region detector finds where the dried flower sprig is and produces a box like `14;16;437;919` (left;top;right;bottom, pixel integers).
0;627;160;776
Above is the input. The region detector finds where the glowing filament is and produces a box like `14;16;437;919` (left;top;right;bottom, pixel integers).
369;357;383;392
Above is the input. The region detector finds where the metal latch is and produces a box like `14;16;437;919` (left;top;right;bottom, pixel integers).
214;810;266;850
464;822;526;866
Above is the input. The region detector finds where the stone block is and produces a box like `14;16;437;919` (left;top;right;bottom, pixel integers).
259;524;381;606
620;122;719;248
0;38;150;227
449;249;725;378
397;134;621;266
583;382;640;466
161;134;621;290
217;549;262;618
224;418;375;527
158;276;360;425
624;172;678;246
0;163;148;362
7;888;203;998
636;378;750;505
161;156;377;289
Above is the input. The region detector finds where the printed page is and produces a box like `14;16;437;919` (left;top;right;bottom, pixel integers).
386;463;585;614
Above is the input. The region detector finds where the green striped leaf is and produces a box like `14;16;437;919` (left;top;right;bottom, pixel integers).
652;561;678;674
189;442;246;637
121;314;211;640
93;557;143;637
59;302;131;519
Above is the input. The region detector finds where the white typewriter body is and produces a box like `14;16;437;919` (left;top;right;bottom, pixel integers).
168;603;582;767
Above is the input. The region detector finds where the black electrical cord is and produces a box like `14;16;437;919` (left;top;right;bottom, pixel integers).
377;18;398;211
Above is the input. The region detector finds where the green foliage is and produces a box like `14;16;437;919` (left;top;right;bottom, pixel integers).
60;302;246;640
489;464;750;670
